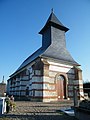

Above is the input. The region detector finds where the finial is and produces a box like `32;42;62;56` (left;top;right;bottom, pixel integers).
51;8;54;13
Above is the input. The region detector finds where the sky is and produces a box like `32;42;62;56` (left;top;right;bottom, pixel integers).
0;0;90;83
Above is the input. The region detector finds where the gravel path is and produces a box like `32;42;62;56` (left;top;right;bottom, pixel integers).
0;101;77;120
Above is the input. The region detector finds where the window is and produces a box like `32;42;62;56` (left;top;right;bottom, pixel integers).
57;75;65;81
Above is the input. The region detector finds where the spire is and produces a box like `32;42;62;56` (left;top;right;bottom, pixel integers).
39;12;69;34
2;76;4;83
51;8;54;13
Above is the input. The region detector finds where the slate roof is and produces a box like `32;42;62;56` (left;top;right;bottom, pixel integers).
12;46;78;76
41;45;78;65
10;12;79;77
39;12;69;34
16;47;43;72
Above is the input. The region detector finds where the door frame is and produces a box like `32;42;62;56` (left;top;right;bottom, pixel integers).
55;73;67;100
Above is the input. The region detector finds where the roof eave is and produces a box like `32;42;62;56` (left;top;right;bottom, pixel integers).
39;21;69;34
40;55;80;66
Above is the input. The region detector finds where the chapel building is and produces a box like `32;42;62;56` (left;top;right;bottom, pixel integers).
7;12;83;102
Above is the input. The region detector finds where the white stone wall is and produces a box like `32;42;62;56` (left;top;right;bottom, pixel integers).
21;76;28;80
34;91;43;97
8;59;83;101
43;91;57;97
20;80;29;86
49;65;71;73
43;60;77;101
27;64;44;98
32;83;43;90
32;76;43;83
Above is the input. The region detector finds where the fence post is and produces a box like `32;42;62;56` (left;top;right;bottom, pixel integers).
73;86;78;107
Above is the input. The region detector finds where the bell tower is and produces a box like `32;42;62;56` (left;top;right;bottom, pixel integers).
39;11;78;65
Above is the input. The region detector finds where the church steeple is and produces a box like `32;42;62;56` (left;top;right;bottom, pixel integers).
39;12;69;34
11;11;79;74
40;12;78;65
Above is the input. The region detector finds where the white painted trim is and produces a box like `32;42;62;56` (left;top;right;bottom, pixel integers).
48;61;73;68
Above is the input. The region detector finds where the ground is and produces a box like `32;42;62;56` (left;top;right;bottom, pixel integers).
0;100;78;120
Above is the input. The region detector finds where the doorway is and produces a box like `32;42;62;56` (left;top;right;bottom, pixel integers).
56;75;66;100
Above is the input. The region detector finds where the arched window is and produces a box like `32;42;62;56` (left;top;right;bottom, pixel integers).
57;75;65;81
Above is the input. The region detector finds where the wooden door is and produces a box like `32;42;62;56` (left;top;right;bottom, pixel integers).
57;75;65;100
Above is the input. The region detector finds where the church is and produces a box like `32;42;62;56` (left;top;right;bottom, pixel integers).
7;11;83;102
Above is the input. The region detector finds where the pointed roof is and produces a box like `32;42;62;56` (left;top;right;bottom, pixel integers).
39;12;69;34
10;12;79;77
